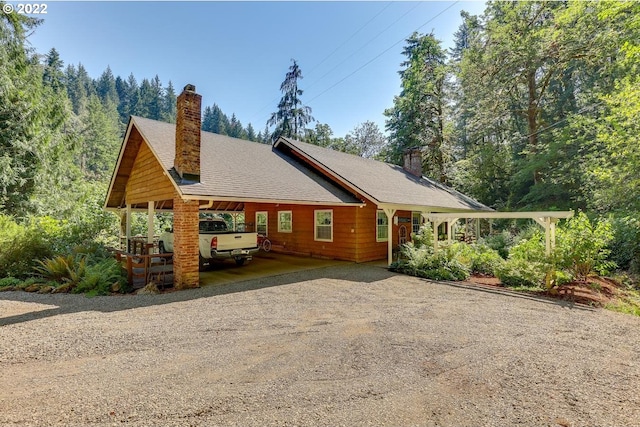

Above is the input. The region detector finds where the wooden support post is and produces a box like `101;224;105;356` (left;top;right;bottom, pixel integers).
433;220;442;252
383;207;396;266
447;218;459;244
126;204;132;252
147;202;155;245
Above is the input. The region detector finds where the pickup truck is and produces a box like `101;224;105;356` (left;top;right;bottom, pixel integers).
158;219;259;268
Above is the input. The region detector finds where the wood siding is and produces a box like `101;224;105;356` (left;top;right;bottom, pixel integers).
126;140;175;205
245;203;358;261
244;202;410;263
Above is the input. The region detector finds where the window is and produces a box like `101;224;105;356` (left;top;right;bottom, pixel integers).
376;210;388;242
314;210;333;242
256;212;268;235
412;212;423;235
278;211;292;233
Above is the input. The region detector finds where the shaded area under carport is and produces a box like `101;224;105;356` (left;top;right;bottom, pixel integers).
198;252;360;287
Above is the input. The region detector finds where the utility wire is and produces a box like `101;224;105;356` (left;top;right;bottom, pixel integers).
304;2;422;92
306;1;460;105
247;2;394;126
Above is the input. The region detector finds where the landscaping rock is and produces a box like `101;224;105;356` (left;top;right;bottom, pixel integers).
52;283;74;294
24;284;41;293
37;285;54;294
135;283;160;295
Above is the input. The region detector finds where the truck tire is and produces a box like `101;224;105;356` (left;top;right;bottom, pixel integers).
234;258;246;266
199;254;209;270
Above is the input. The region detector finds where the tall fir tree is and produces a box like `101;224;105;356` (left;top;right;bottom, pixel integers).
268;59;314;141
384;32;450;183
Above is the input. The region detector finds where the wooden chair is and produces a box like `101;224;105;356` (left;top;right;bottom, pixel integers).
127;255;148;289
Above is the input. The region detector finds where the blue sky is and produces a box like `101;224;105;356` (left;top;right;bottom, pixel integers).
27;1;486;137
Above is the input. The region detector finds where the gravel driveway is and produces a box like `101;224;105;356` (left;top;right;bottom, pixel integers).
1;263;639;426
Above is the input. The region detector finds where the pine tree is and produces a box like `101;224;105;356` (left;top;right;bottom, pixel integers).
268;59;314;140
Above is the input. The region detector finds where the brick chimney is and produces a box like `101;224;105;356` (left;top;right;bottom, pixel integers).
174;84;202;182
403;147;423;177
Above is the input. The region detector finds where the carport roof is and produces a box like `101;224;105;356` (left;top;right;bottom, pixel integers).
106;117;363;208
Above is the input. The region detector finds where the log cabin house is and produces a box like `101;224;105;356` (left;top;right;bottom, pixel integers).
105;84;491;288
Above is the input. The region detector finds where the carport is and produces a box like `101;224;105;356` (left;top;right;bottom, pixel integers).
427;211;574;255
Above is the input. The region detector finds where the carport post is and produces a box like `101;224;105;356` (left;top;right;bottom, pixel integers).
147;202;155;245
126;204;132;251
383;207;396;265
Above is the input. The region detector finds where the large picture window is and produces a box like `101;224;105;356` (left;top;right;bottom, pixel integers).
256;212;268;235
278;211;292;233
376;210;388;242
314;210;333;242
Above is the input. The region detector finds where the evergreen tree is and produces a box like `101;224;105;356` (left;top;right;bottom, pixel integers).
96;66;118;106
65;63;94;115
268;59;314;140
0;8;69;215
384;32;450;183
246;123;257;141
202;104;229;135
42;48;65;93
228;114;246;139
162;80;177;123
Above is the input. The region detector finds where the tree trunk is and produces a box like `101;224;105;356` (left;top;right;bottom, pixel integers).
527;68;540;184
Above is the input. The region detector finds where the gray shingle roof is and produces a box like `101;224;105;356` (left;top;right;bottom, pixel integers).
131;116;361;205
275;137;491;212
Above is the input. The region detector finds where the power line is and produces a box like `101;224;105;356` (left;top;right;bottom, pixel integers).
304;2;422;92
306;1;460;105
305;2;394;79
247;2;395;126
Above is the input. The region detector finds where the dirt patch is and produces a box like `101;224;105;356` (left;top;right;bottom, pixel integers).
466;274;622;307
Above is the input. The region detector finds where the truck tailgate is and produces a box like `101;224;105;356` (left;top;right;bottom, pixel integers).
215;233;258;251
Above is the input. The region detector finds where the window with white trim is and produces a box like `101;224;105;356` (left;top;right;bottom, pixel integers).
278;211;292;233
256;212;268;235
314;210;333;242
376;210;388;242
412;212;422;235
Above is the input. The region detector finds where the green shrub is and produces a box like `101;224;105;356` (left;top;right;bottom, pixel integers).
494;230;549;288
468;244;506;276
608;216;640;274
34;254;86;285
0;215;53;279
481;230;514;259
74;258;127;296
0;277;21;289
496;258;546;288
509;229;548;264
391;241;470;281
554;212;615;279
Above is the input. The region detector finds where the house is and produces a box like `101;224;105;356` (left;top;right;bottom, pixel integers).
105;84;492;289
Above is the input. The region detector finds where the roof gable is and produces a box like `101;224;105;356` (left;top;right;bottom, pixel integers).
274;137;491;212
105;117;362;209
